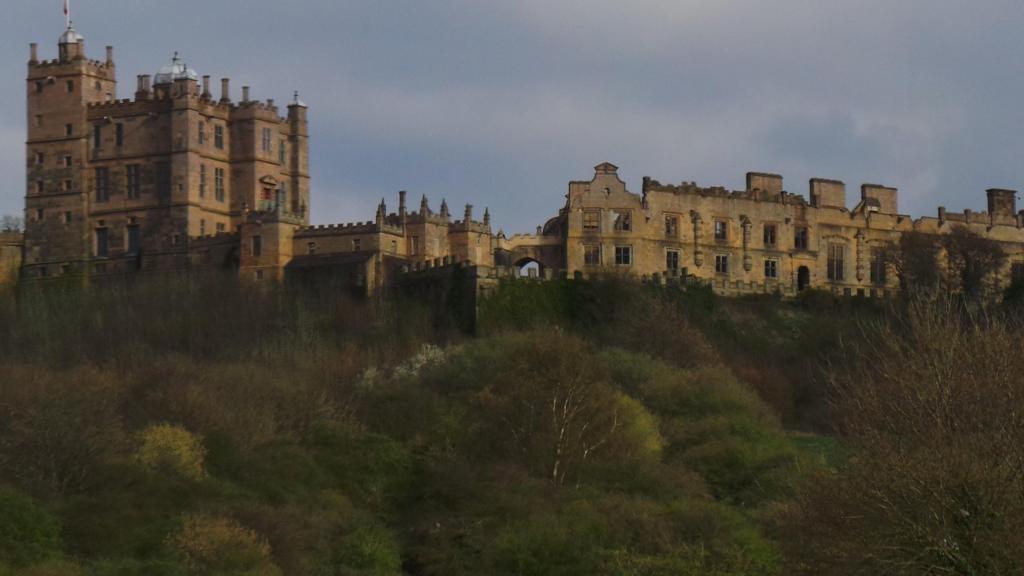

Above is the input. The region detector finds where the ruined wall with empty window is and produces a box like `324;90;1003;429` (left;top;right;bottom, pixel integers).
556;163;1024;297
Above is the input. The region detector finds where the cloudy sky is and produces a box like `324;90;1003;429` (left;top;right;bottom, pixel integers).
2;1;1023;232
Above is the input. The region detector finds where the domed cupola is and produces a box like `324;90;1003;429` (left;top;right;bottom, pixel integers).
58;23;84;45
153;52;198;86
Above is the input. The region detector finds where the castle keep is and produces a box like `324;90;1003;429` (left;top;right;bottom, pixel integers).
7;24;1024;297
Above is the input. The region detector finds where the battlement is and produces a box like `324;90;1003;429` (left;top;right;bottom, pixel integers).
643;177;810;206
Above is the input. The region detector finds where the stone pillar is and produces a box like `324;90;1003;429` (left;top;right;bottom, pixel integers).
741;216;753;272
855;230;866;282
691;212;704;268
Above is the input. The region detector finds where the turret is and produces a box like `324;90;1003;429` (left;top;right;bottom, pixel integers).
420;194;430;215
483;208;490;227
440;199;450;220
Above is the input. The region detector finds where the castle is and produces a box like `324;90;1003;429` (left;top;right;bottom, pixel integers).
5;23;1024;298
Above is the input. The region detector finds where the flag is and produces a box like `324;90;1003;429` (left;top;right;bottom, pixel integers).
63;0;68;17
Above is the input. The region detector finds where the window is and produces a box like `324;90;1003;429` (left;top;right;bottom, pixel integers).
613;210;632;232
665;215;679;238
307;242;317;255
39;266;49;278
763;223;777;248
583;210;601;231
156;162;171;200
95;168;109;202
715;254;729;275
63;211;72;224
35;81;43;93
126;164;141;199
35;152;44;165
827;243;846;282
764;259;778;279
614;246;632;266
66;80;74;93
261;128;272;152
126;225;140;255
66;124;73;137
214;167;225;202
92;125;100;148
172;234;180;247
279;140;286;164
35;181;44;195
411;236;420;256
584;244;601;266
64;179;73;193
870;249;887;285
34;115;43;128
352;238;361;251
714;220;728;241
35;209;44;221
1013;262;1024;284
115;123;124;147
62;154;72;167
199;165;207;198
252;235;262;257
216;223;225;233
666;249;680;271
95;228;109;257
794;226;809;250
255;269;264;280
214;125;224;149
199;219;206;236
198;122;206;144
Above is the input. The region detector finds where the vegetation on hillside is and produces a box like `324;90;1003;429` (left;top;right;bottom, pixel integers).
0;264;1022;574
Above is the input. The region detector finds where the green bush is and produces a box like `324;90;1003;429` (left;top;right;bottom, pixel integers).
0;487;61;568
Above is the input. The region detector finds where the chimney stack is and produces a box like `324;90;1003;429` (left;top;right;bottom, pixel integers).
267;98;274;108
465;204;474;222
242;86;250;102
220;78;230;102
202;75;210;97
399;190;407;217
29;43;38;63
106;46;113;65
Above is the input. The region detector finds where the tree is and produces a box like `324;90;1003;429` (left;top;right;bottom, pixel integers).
0;367;126;496
0;487;61;569
466;333;662;487
167;515;281;576
943;225;1006;301
778;298;1024;574
135;424;207;481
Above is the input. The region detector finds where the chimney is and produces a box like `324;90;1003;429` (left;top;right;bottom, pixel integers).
136;75;145;93
267;98;274;109
938;206;946;225
399;190;407;217
202;75;210;97
464;204;474;222
105;46;113;66
220;78;230;102
242;86;250;102
29;43;38;63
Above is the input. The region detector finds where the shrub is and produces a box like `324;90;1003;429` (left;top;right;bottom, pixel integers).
135;424;206;481
0;487;61;568
167;515;280;576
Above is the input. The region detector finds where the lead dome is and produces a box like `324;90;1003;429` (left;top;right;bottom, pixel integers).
154;53;198;85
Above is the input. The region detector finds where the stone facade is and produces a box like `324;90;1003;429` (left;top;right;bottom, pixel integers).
511;162;1024;297
14;26;1024;298
0;233;23;287
22;25;309;280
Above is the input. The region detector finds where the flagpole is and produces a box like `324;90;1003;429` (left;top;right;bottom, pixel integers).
64;0;71;29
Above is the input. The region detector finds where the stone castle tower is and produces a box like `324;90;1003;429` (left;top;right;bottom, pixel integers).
23;23;310;279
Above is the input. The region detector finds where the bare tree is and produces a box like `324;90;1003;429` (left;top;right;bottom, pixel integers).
778;297;1024;575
